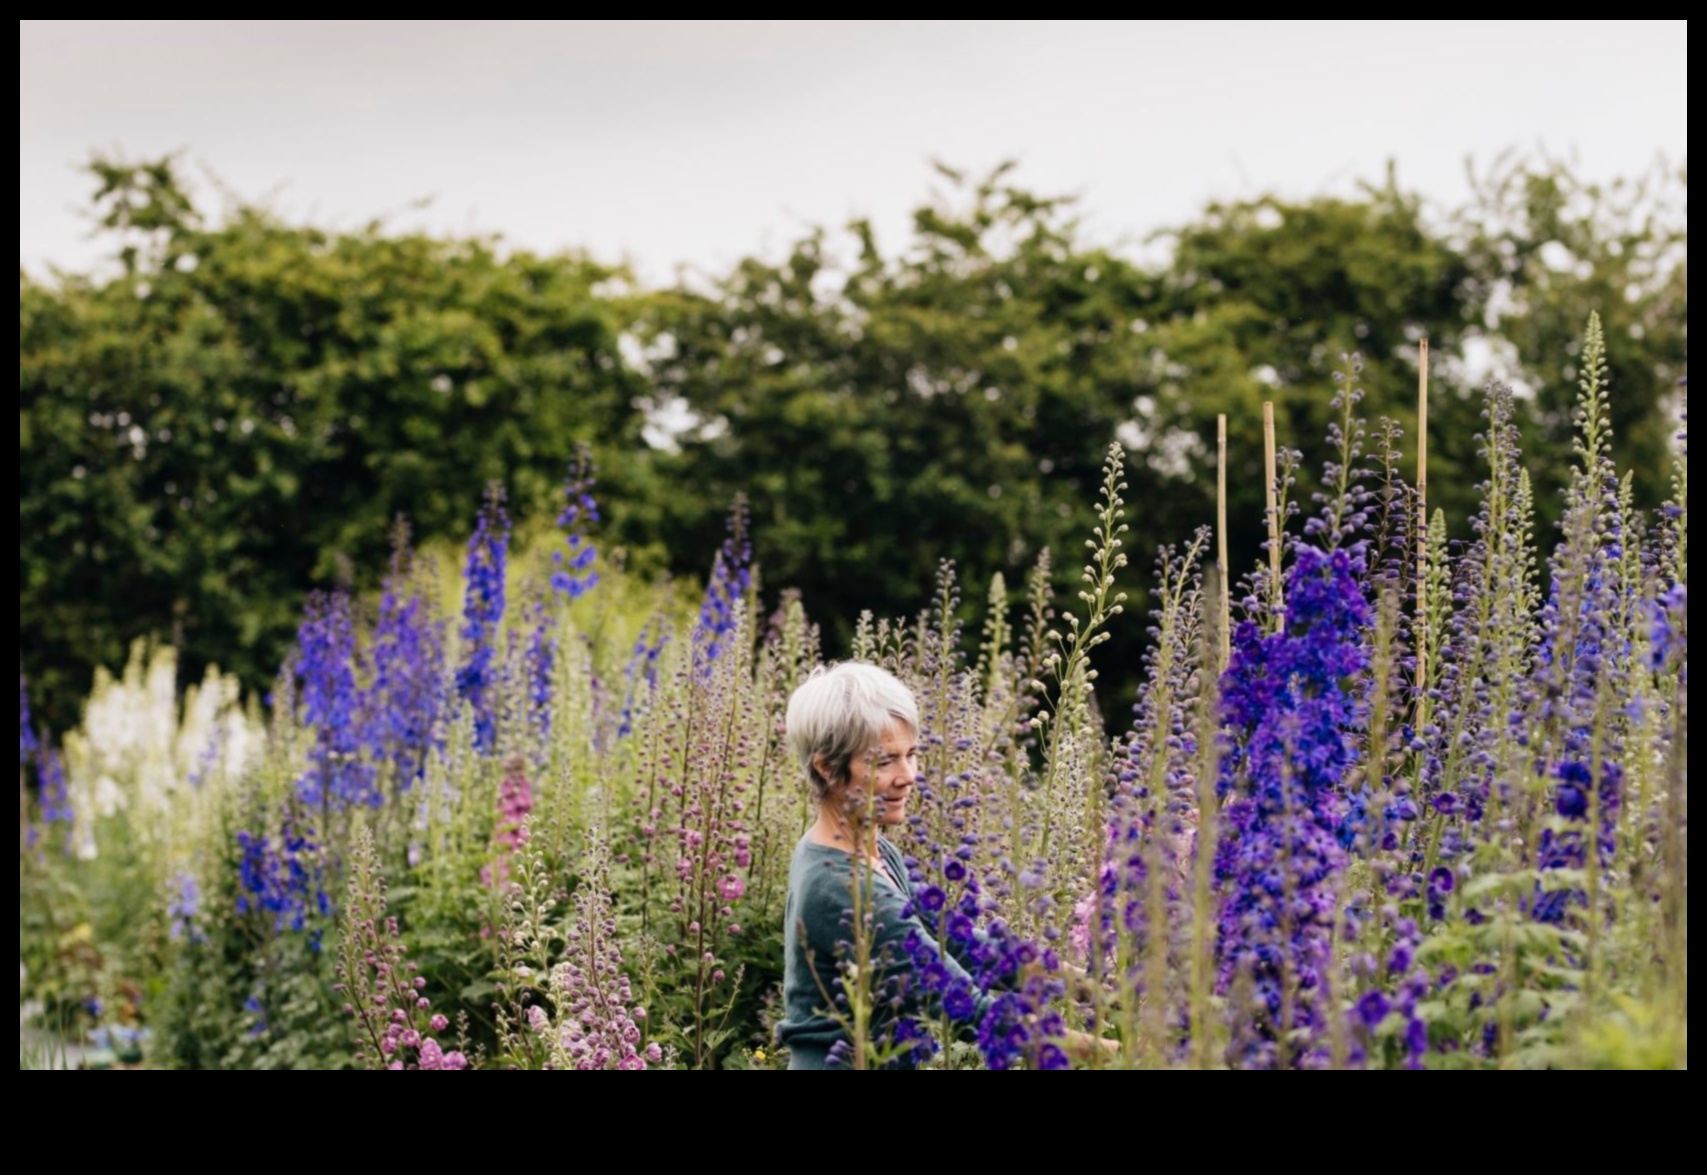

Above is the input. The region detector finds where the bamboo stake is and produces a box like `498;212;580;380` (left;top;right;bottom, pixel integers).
1416;339;1430;695
1217;413;1231;671
1263;400;1283;618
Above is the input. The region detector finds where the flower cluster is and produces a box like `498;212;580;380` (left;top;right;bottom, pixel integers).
1350;913;1430;1068
365;536;445;788
550;445;600;600
167;871;202;942
235;815;329;938
1215;543;1370;1066
615;616;670;739
695;495;752;665
20;671;36;765
294;591;379;808
523;598;556;739
457;484;511;751
481;757;533;890
1651;583;1686;674
547;845;657;1070
1532;316;1626;924
336;827;468;1070
40;743;74;826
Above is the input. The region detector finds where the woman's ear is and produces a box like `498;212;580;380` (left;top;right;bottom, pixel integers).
812;754;838;791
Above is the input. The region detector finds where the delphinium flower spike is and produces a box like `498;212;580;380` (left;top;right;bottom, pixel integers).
1215;543;1371;1068
695;494;752;668
550;443;600;601
295;590;378;809
20;670;36;766
365;522;446;792
457;484;511;752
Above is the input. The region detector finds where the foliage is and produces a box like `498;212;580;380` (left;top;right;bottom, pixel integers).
20;155;649;725
20;156;1685;726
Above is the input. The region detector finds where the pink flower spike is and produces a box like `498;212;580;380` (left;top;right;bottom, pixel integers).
430;1014;449;1033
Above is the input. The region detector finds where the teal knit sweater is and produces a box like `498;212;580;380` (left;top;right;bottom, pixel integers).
775;833;991;1069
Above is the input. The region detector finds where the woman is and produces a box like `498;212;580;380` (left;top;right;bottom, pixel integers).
774;660;979;1069
775;662;1110;1069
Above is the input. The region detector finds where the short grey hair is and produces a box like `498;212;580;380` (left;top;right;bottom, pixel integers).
785;661;920;801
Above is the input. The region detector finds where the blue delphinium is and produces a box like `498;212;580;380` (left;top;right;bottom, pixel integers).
1100;536;1209;1001
695;496;752;666
243;992;269;1038
524;597;556;739
1532;316;1626;924
615;616;669;740
899;851;1071;1070
35;744;73;845
551;445;600;600
167;872;203;943
457;484;511;751
235;815;329;937
20;671;36;766
1425;383;1538;835
1215;542;1370;1067
1651;584;1686;675
294;590;378;809
365;544;446;790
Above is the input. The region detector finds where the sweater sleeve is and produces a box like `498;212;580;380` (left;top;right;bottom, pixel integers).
868;847;994;1031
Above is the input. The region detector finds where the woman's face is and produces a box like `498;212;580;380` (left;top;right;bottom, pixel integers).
839;718;919;827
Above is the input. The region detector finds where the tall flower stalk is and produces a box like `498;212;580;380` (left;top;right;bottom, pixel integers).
458;485;511;752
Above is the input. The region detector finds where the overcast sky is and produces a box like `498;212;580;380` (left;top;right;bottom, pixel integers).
19;20;1688;284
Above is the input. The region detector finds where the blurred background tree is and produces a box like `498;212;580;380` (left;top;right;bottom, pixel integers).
20;156;650;724
19;154;1686;725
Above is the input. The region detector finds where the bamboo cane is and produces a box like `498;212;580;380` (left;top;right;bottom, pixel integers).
1218;413;1231;671
1263;400;1282;619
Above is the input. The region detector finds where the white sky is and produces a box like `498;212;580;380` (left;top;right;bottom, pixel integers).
19;20;1688;284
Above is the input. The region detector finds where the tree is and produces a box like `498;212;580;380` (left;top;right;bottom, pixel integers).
21;156;646;723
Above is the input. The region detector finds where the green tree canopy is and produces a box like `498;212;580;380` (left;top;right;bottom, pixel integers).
19;155;1685;725
21;156;647;724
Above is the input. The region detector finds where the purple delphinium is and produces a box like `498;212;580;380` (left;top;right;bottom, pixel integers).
36;744;73;830
235;813;330;938
615;616;670;740
457;485;511;752
524;597;556;740
1531;318;1626;924
551;445;600;601
295;590;378;809
1651;584;1686;675
20;671;37;766
695;495;752;667
899;777;1072;1066
1215;543;1370;1067
898;858;1070;1070
1426;383;1538;831
167;872;203;943
365;534;446;790
1099;536;1209;996
1303;359;1376;553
